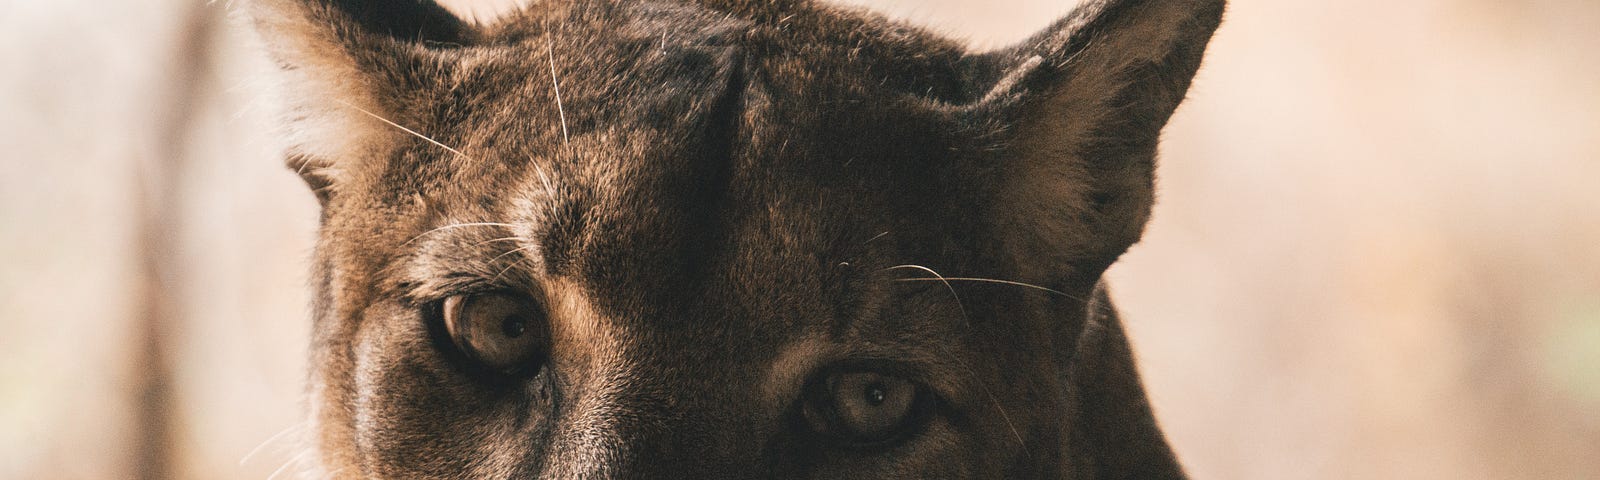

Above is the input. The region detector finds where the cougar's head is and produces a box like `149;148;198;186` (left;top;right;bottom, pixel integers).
249;0;1222;477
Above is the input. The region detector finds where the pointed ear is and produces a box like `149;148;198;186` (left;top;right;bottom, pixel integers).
247;0;473;204
968;0;1224;285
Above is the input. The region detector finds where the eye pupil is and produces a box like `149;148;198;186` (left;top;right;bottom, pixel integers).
864;384;887;406
502;317;526;338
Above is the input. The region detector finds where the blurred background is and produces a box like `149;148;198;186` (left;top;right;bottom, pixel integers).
1;0;1596;478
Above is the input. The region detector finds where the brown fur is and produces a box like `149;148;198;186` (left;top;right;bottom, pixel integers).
247;0;1225;477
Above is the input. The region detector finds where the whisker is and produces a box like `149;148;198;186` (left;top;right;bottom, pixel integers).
882;264;969;327
489;244;540;269
402;222;517;246
532;159;556;195
267;449;311;480
545;29;570;145
865;231;890;244
473;236;525;247
334;99;471;160
490;245;543;283
240;422;306;466
894;277;1081;301
938;345;1030;458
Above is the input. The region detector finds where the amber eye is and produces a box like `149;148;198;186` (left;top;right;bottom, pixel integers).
441;293;548;374
802;370;925;445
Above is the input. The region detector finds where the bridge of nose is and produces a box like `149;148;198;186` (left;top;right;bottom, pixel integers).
536;279;781;478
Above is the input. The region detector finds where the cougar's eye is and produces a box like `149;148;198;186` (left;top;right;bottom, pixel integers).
801;370;927;446
440;293;548;374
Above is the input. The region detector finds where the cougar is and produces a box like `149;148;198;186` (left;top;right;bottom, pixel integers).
248;0;1224;477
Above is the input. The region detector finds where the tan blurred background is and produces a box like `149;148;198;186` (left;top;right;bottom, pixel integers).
2;0;1597;478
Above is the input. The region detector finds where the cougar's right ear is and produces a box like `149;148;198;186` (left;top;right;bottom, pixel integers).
247;0;473;204
955;0;1224;288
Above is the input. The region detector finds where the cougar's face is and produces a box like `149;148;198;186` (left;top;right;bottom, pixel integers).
253;0;1222;477
310;31;1055;480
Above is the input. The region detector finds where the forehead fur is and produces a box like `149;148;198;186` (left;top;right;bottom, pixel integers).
312;0;1003;290
252;0;985;185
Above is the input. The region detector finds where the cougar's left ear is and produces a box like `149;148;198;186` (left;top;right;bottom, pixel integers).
963;0;1225;286
248;0;475;206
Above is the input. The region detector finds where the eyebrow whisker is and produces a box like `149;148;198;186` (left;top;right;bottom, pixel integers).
490;245;545;284
937;345;1031;459
545;23;571;145
882;264;970;327
532;159;557;195
335;99;472;160
401;222;517;246
473;236;525;247
893;277;1081;301
238;421;307;467
265;448;311;480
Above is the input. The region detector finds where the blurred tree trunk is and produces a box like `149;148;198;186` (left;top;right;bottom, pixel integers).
131;3;221;479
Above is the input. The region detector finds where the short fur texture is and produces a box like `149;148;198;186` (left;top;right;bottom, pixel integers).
248;0;1224;478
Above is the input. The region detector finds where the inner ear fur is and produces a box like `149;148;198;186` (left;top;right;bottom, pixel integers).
247;0;474;202
964;0;1225;288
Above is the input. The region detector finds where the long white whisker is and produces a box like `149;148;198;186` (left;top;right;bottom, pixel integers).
402;222;517;246
491;245;545;283
473;236;524;247
240;422;305;466
533;160;556;194
546;33;570;145
938;345;1030;458
489;244;540;268
894;277;1078;300
334;99;471;160
882;264;969;326
267;449;310;480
